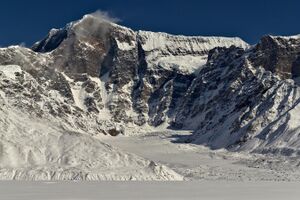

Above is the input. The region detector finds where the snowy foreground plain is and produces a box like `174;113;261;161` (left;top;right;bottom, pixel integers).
103;131;300;181
2;131;300;199
1;181;300;200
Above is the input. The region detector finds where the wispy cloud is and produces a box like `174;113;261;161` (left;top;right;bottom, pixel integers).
89;10;121;24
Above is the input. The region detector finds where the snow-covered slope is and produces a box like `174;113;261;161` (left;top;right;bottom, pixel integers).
0;74;182;180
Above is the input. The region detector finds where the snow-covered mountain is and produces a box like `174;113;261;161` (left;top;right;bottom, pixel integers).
28;13;249;130
173;35;300;155
1;13;300;180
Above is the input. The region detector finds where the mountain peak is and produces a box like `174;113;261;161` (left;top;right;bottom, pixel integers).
250;34;300;79
32;13;249;54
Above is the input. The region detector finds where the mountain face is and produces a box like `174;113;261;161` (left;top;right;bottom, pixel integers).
1;13;300;179
6;13;247;134
173;36;300;155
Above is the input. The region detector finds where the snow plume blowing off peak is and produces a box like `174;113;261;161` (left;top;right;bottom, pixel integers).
90;10;121;24
32;10;124;76
72;10;121;40
32;10;121;53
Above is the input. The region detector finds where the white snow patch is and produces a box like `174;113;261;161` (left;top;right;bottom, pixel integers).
154;55;207;74
138;31;249;73
48;90;65;102
270;34;300;40
116;39;136;51
98;73;112;120
0;65;22;80
138;31;249;52
61;73;86;111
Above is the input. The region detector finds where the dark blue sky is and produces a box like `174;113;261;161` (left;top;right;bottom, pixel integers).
0;0;299;46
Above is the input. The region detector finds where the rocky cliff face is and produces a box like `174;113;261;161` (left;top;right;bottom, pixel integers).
15;13;247;133
249;35;300;79
173;36;300;155
2;13;300;157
